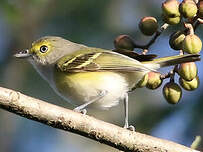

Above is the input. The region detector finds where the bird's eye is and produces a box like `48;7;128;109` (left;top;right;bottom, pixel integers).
40;45;48;53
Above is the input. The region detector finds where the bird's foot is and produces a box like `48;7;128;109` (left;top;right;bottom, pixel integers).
124;124;135;131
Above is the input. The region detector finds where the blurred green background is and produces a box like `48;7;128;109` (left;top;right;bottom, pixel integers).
0;0;202;151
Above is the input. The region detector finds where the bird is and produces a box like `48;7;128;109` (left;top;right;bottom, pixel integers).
14;36;200;130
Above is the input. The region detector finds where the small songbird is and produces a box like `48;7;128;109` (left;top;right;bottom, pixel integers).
14;36;200;130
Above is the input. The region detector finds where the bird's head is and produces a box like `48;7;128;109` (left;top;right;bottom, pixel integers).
14;36;81;65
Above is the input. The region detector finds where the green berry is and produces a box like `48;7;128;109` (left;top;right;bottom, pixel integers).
114;35;135;51
179;0;198;18
163;82;182;104
182;34;202;54
169;31;185;50
197;1;203;17
162;0;180;17
136;73;149;88
179;76;200;91
139;16;158;36
178;62;197;81
146;72;162;90
163;14;181;25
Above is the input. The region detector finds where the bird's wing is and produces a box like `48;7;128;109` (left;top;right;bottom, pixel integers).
56;48;153;72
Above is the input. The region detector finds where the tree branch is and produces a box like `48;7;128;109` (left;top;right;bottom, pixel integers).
0;86;199;152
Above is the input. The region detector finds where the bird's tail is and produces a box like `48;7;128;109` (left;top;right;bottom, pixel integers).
142;54;201;70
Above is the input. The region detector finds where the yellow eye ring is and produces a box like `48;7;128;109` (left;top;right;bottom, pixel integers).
40;45;48;53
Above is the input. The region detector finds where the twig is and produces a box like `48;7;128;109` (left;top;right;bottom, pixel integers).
193;0;199;4
160;50;183;81
0;86;199;152
194;18;203;31
160;72;171;80
184;23;195;35
197;18;203;24
134;23;169;50
142;49;148;55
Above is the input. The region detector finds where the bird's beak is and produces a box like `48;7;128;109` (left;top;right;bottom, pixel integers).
14;49;31;58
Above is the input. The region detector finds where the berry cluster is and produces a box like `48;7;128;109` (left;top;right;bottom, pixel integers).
113;0;202;104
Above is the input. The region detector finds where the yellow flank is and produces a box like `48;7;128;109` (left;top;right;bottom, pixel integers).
53;70;129;107
63;72;106;84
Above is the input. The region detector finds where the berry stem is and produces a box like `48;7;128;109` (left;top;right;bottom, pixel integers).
184;23;194;35
134;23;169;53
142;49;148;55
194;18;203;31
169;65;178;83
160;64;178;81
179;50;184;55
197;18;203;24
192;0;199;4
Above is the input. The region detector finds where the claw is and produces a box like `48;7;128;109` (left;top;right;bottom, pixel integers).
73;108;87;115
127;125;135;131
124;124;135;131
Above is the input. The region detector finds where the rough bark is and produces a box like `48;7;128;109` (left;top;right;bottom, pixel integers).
0;87;199;152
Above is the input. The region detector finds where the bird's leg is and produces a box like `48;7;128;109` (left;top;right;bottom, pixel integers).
123;93;129;128
73;90;107;115
123;93;135;131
